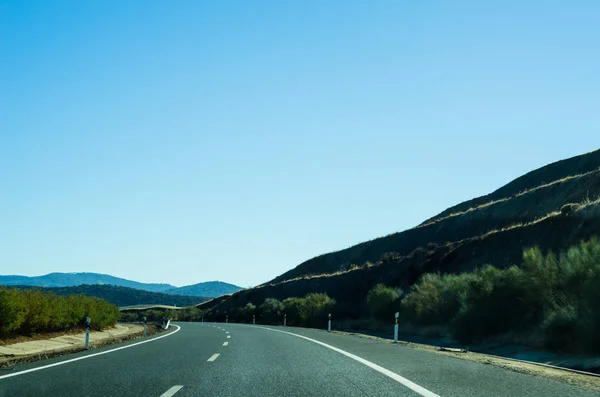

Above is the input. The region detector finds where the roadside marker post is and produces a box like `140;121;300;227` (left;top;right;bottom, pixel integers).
226;315;228;324
201;316;204;324
143;316;147;337
253;314;255;325
394;312;399;343
84;317;91;350
328;313;331;332
284;314;287;327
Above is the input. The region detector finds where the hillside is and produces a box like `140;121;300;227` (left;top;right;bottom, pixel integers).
265;149;600;285
13;284;209;307
0;273;243;298
0;272;175;292
165;281;243;297
198;149;600;353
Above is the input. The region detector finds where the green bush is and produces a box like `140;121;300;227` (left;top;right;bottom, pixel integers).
259;298;284;323
399;237;600;352
0;288;120;336
0;288;27;333
451;265;536;343
257;293;336;327
297;293;336;327
282;297;304;325
401;273;469;326
119;312;140;322
238;303;256;323
542;305;578;351
367;284;402;321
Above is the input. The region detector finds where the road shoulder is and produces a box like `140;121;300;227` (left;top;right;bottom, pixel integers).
0;323;159;368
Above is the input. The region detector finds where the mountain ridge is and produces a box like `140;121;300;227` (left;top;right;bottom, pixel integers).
0;272;243;298
11;284;209;307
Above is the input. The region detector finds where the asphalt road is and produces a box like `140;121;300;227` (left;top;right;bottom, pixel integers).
0;323;596;397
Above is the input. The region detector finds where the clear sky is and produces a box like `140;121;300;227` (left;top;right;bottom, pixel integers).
1;1;598;288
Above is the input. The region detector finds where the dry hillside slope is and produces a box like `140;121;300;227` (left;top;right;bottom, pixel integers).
266;149;600;285
200;149;600;315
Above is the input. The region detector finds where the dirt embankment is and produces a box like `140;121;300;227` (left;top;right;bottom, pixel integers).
0;323;164;368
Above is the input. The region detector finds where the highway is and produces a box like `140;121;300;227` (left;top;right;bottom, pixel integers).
0;323;596;397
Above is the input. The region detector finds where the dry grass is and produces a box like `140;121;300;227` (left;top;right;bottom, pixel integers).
417;168;600;229
259;199;600;289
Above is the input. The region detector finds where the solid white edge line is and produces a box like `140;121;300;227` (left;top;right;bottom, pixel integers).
257;326;440;397
0;325;182;380
160;385;184;397
207;353;220;362
223;342;229;346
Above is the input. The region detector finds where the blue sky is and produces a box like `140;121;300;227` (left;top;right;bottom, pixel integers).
1;1;598;287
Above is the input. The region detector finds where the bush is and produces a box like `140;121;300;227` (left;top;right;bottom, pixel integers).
282;297;304;325
542;305;578;351
0;288;120;336
259;298;284;323
238;303;256;323
401;273;468;326
255;293;337;327
367;284;402;321
451;265;536;343
0;288;27;333
119;312;140;322
400;237;600;352
297;293;336;327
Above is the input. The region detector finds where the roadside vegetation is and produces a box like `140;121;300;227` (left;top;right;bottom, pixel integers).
0;288;120;337
30;284;208;307
196;237;600;355
393;237;600;353
131;237;600;356
120;306;207;323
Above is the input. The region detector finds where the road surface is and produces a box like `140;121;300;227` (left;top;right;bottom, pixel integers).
0;323;595;397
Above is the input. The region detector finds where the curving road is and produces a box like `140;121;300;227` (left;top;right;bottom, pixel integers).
0;323;595;397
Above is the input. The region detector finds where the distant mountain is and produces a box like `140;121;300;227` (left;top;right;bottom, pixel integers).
165;281;243;297
13;284;208;307
0;272;175;292
0;272;243;298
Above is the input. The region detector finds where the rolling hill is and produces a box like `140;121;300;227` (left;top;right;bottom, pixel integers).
0;273;243;298
0;272;175;292
199;149;600;345
164;281;243;297
12;284;209;307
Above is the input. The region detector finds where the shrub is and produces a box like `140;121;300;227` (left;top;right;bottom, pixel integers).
119;312;140;322
282;297;303;325
560;203;580;216
542;305;578;351
0;288;119;336
297;293;336;327
367;284;402;321
400;237;600;352
0;288;27;334
452;265;535;343
238;303;256;323
259;298;284;323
